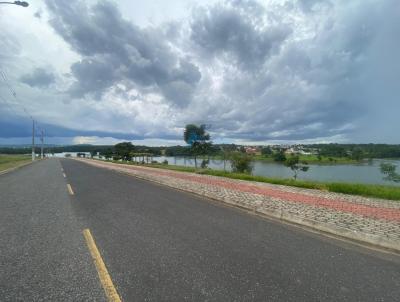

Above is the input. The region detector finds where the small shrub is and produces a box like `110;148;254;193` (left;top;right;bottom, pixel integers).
284;155;309;180
200;159;209;169
380;162;400;182
230;152;253;174
273;150;286;162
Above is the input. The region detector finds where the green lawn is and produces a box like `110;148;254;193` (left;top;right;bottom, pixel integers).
104;159;400;201
0;155;31;172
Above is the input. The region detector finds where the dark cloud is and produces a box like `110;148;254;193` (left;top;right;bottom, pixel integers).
68;57;117;99
1;0;398;144
184;0;398;143
0;115;146;140
20;67;55;88
190;0;291;69
45;0;201;106
34;10;42;19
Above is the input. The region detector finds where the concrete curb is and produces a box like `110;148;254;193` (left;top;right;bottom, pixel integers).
76;159;400;254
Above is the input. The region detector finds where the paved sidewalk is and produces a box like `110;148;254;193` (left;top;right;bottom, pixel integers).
77;159;400;251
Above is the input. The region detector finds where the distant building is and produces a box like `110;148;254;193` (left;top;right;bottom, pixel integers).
245;146;261;155
284;148;297;155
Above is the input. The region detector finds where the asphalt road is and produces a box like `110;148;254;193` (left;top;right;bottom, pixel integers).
1;158;400;301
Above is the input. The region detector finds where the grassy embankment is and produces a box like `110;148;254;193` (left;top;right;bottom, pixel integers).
0;155;31;172
104;159;400;201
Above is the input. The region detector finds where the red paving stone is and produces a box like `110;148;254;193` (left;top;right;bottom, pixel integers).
120;164;400;223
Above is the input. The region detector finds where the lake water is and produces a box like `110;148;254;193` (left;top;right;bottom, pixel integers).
152;156;400;186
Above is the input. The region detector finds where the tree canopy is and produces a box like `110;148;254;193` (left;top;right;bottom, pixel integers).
183;124;212;168
284;155;309;180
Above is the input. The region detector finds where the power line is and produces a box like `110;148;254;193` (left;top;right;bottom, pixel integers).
0;93;21;117
0;67;34;120
0;69;17;98
0;66;46;160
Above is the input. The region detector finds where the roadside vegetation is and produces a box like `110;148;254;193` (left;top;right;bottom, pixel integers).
0;155;31;172
87;124;400;201
380;163;400;183
98;159;400;201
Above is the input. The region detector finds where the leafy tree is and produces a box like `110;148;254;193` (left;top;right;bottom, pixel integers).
219;146;231;172
90;150;98;158
102;148;113;160
115;142;134;160
380;163;400;182
261;146;272;156
317;144;347;157
351;148;364;161
183;124;211;168
284;155;309;180
229;152;253;174
273;150;287;162
165;145;191;156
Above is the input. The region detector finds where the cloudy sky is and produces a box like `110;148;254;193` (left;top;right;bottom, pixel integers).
0;0;398;146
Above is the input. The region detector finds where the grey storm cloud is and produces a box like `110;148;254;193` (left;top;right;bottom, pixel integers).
68;57;117;99
19;67;55;88
1;0;397;143
178;0;399;143
45;0;201;106
34;10;42;19
190;1;292;69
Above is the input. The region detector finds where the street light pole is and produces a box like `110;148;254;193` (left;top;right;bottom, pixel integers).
31;120;35;162
0;1;29;7
40;130;44;159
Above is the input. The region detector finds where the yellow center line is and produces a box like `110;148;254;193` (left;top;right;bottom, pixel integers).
83;229;122;302
67;184;74;195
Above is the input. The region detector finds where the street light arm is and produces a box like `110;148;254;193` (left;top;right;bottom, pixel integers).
0;1;29;7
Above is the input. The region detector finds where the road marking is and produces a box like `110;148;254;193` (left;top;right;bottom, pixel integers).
67;184;74;195
83;229;122;302
63;173;66;178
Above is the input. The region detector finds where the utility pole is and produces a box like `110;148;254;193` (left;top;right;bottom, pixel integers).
31;120;35;161
40;130;44;159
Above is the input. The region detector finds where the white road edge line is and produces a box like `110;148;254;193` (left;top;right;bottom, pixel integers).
67;184;74;195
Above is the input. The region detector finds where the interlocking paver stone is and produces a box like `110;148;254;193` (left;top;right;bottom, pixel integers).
77;159;400;250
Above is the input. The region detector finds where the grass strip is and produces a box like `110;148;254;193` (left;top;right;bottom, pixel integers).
0;155;32;172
